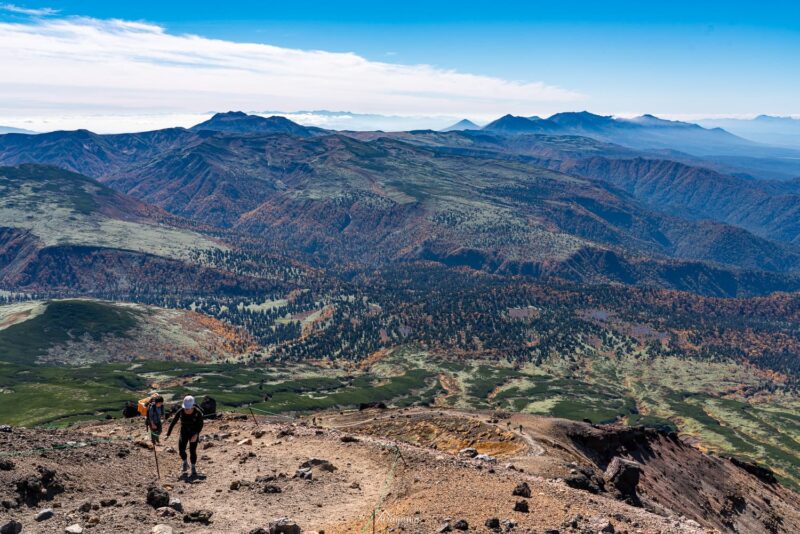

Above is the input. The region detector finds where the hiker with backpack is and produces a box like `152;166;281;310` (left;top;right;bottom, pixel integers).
166;395;204;478
141;393;164;445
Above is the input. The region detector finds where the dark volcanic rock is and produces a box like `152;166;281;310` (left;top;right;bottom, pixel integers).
183;510;214;524
512;481;531;498
453;519;469;530
146;485;170;509
727;457;778;485
268;518;301;534
604;457;642;506
14;466;64;505
513;500;530;513
0;459;14;471
0;520;22;534
485;517;501;530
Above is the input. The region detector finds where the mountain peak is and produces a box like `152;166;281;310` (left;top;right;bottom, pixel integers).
191;111;317;136
441;119;481;132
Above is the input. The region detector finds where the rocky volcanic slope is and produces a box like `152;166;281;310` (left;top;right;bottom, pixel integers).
1;408;797;534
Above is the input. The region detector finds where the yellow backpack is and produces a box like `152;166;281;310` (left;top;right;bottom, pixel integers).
137;397;152;417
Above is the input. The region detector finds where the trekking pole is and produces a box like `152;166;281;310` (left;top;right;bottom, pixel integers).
249;406;259;427
152;444;161;481
372;510;376;534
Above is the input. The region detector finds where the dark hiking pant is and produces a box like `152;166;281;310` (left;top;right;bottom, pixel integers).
178;433;199;465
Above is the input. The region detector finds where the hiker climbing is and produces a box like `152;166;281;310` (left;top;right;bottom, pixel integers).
142;393;164;444
166;395;205;478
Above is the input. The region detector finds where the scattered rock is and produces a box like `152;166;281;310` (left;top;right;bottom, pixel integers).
15;466;64;505
230;480;242;491
252;429;267;439
459;447;478;458
100;498;117;507
151;526;173;534
0;459;14;471
0;425;11;433
183;510;214;525
238;438;253;446
340;435;359;443
485;517;501;530
268;518;301;534
157;507;177;518
294;468;312;480
35;508;54;521
263;485;282;494
475;454;496;463
453;519;469;530
168;497;183;512
146;485;170;509
438;523;452;532
513;500;529;513
65;525;84;534
299;458;336;472
349;481;360;490
512;481;531;498
0;520;22;534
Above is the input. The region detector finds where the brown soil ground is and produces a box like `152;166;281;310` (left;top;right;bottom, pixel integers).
0;408;797;533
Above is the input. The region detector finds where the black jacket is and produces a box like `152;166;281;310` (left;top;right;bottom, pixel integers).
166;407;204;438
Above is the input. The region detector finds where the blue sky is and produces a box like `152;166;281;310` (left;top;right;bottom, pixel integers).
0;1;798;132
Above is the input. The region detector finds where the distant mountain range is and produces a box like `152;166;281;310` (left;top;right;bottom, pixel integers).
0;125;35;134
482;111;763;156
698;115;800;148
2;112;800;295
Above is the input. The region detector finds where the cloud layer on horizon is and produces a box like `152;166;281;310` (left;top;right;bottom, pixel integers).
0;14;582;132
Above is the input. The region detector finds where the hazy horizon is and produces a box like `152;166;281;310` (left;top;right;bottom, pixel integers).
1;1;798;133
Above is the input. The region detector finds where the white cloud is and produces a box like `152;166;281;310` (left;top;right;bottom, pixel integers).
0;3;58;16
0;15;583;132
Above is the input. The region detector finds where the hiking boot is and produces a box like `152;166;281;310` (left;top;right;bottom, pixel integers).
191;465;198;477
181;461;189;474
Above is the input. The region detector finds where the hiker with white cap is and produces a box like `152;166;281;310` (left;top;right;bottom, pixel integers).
166;395;205;477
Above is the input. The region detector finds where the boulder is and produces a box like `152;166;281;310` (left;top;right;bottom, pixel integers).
168;498;183;512
183;510;214;525
485;517;501;530
200;396;217;418
0;520;22;534
35;508;54;521
458;447;478;458
513;500;529;513
15;467;64;505
146;485;170;509
0;459;14;471
512;481;531;498
453;519;469;530
604;457;641;505
299;458;336;472
268;518;301;534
